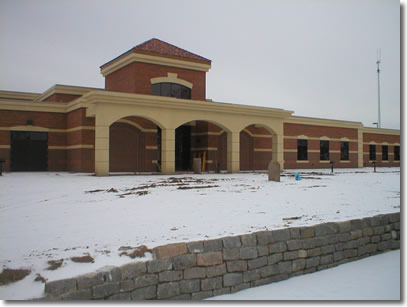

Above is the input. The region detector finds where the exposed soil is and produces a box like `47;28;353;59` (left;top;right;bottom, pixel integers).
85;189;105;193
177;185;219;190
34;273;47;283
0;268;31;286
282;216;302;221
71;254;94;263
46;259;64;270
118;245;152;259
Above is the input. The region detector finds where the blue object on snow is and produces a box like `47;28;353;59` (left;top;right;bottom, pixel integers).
295;173;301;181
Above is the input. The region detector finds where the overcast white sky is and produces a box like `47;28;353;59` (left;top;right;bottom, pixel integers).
0;0;401;129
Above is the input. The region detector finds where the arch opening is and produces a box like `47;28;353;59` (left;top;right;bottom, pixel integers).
240;124;273;171
174;120;228;172
109;116;160;173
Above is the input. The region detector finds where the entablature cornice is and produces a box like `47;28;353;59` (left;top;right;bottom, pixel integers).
80;91;294;120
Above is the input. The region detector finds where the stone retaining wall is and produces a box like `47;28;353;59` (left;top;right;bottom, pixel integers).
43;212;400;300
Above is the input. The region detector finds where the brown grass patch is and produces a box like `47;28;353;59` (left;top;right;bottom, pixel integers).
119;245;151;259
177;185;219;190
71;254;94;263
34;273;47;283
46;259;64;270
0;268;31;286
85;189;104;193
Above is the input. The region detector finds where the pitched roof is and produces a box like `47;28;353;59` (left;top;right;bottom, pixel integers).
101;38;211;69
132;38;211;64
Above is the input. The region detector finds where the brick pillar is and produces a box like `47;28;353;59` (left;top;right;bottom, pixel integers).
95;122;110;176
272;133;284;170
161;128;175;174
227;131;240;173
357;128;363;168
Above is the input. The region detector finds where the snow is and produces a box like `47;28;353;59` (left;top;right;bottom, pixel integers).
0;168;400;299
207;250;400;300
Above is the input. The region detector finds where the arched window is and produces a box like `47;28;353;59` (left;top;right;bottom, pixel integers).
152;82;191;99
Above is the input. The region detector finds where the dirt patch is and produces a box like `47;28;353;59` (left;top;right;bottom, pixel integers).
282;216;302;221
85;189;105;193
71;254;94;263
119;245;151;259
85;177;219;197
46;259;64;270
119;190;150;198
0;268;31;286
177;185;219;190
34;273;47;283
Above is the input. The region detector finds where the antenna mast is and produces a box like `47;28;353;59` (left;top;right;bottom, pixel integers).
376;49;381;128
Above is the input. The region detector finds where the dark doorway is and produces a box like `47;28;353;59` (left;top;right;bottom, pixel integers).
175;125;191;170
10;131;48;171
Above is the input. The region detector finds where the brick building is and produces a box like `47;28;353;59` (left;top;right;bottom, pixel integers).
0;39;400;175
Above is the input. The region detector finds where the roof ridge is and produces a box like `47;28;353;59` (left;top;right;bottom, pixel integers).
132;38;211;63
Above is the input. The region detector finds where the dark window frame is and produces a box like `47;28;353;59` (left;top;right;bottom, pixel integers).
297;139;308;161
320;140;330;161
152;82;191;99
369;144;376;161
340;141;349;161
382;145;388;161
394;145;400;161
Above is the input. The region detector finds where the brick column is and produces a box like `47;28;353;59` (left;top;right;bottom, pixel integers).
357;128;363;168
272;133;284;170
161;128;175;174
95;121;110;176
227;131;240;173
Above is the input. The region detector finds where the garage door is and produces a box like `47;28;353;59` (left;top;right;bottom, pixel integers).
10;131;48;171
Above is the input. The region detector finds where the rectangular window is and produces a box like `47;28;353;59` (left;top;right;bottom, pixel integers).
394;146;400;161
369;144;376;161
320;140;329;161
297;139;308;161
382;145;388;161
340;141;349;161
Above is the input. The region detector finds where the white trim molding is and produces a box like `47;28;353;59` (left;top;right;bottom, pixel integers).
150;73;193;89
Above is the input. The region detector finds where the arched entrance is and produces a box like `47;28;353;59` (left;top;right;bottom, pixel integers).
240;124;273;171
175;120;228;172
109;116;159;173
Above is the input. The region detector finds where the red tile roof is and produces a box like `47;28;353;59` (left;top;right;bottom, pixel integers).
101;38;211;69
133;38;211;64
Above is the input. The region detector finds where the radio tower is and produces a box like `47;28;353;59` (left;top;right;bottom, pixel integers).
376;49;381;128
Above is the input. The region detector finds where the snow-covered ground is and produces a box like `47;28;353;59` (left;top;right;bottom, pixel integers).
0;168;400;299
207;249;400;300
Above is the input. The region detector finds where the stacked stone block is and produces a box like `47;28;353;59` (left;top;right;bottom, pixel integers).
43;212;400;300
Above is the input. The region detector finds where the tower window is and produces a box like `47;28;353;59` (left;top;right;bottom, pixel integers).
152;82;191;99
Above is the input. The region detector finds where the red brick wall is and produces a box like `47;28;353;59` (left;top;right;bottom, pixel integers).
67;108;95;129
240;125;273;171
67;148;94;173
284;123;358;139
0;108;97;172
363;132;400;167
0;110;66;129
109;117;158;173
284;123;359;169
105;62;206;100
